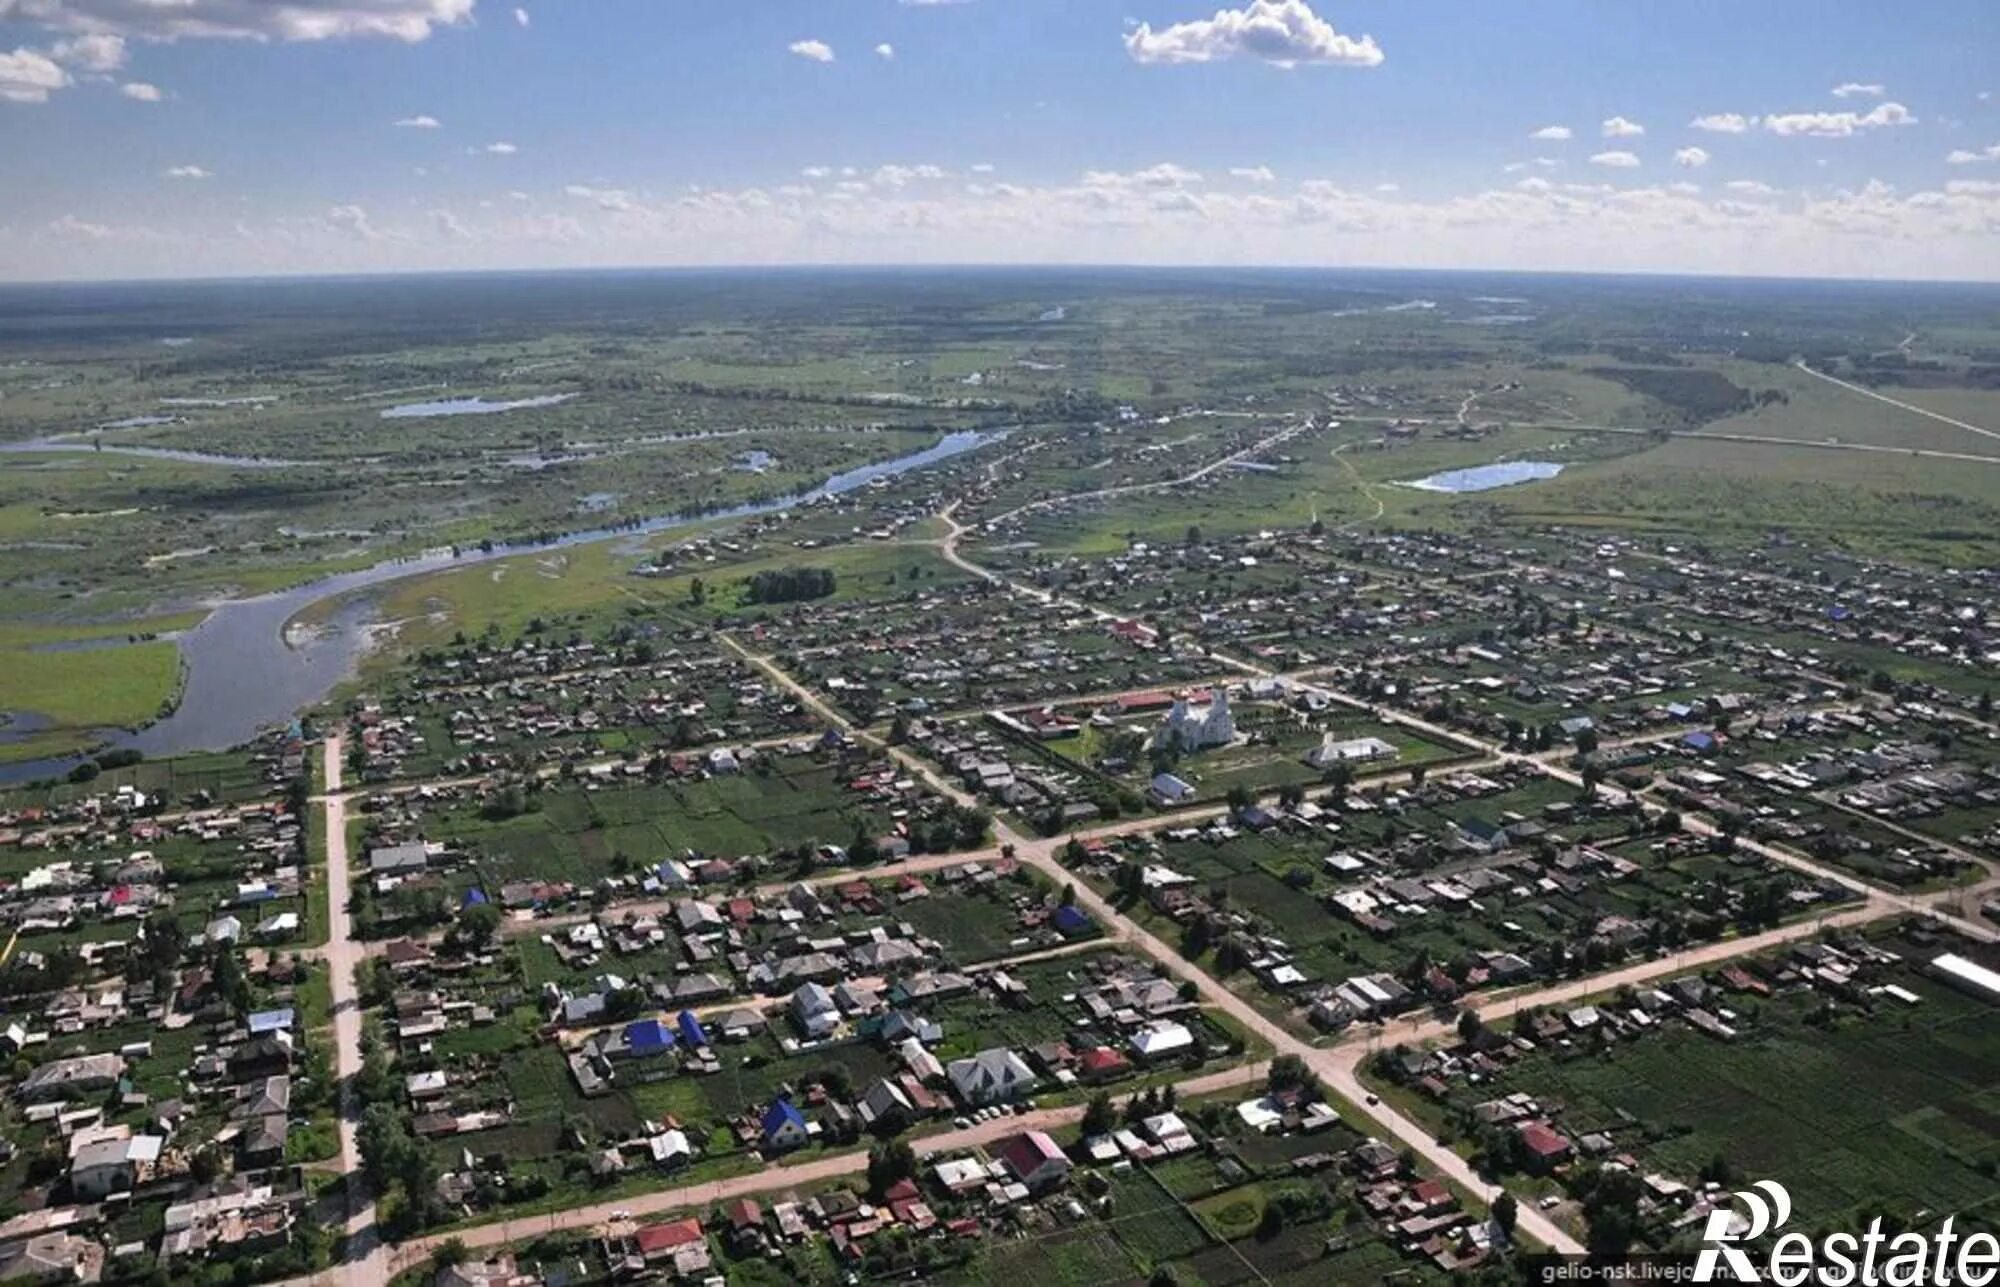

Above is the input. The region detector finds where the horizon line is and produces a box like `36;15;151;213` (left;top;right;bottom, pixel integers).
5;260;1999;292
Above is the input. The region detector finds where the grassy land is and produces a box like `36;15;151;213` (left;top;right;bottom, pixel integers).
0;638;181;761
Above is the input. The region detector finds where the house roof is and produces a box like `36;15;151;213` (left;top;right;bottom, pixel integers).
634;1217;704;1254
625;1019;675;1053
995;1130;1067;1180
760;1099;807;1139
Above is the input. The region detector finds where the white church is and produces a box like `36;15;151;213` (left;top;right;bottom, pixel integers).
1155;689;1237;752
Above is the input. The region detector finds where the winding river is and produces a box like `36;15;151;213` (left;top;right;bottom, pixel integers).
0;430;996;783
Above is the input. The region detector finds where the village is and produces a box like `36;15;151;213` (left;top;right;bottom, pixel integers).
0;400;1990;1287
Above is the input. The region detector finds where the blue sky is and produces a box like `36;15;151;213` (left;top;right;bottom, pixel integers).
1;0;1997;280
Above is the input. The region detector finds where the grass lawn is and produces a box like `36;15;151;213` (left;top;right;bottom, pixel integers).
0;639;181;759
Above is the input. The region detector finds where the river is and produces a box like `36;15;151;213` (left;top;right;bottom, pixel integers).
0;430;997;784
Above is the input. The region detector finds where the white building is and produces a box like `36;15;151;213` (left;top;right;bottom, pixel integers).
1156;690;1236;752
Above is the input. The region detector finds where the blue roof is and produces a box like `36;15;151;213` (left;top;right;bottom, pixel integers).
461;887;488;907
1151;773;1193;795
676;1010;709;1047
760;1099;806;1139
625;1018;675;1053
1683;731;1717;751
1053;905;1092;933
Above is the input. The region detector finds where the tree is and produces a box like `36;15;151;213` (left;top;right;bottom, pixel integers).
1080;1092;1116;1139
211;946;251;1017
1492;1192;1519;1241
1457;1009;1485;1044
866;1139;917;1200
456;901;502;950
359;1103;414;1188
1059;882;1078;908
1267;1053;1310;1094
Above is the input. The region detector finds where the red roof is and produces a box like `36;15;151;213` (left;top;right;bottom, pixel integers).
635;1217;705;1254
1518;1122;1572;1158
725;1198;762;1230
995;1131;1067;1180
1079;1046;1130;1074
1117;691;1174;711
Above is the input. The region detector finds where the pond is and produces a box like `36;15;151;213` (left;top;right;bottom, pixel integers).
1400;460;1564;493
380;394;575;419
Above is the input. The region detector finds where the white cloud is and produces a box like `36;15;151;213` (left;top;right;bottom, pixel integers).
1503;157;1560;173
513;7;529;27
48;213;112;239
326;203;385;240
969;163;995;174
22;166;2000;284
1229;165;1276;183
871;163;948;187
874;42;894;59
164;164;211;179
0;47;69;103
484;141;517;154
1946;143;2000;164
800;165;832;179
1830;82;1884;99
430;208;471;240
789;39;834;63
4;0;475;43
1763;102;1916;138
564;184;635;212
118;79;159;100
1374;182;1398;192
1673;146;1710;168
1945;179;2000;195
1689;113;1754;134
1589;150;1640;168
1124;0;1383;69
394;114;440;128
1724;179;1778;196
1529;125;1571;141
49;32;125;71
1600;115;1644;138
1081;162;1203;188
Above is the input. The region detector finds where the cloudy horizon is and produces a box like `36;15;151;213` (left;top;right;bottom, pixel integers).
2;0;1996;283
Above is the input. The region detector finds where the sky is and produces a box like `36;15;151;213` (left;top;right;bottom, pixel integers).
1;0;1997;282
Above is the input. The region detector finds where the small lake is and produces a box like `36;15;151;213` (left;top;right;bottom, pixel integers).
1401;460;1565;493
381;394;575;419
0;429;998;783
